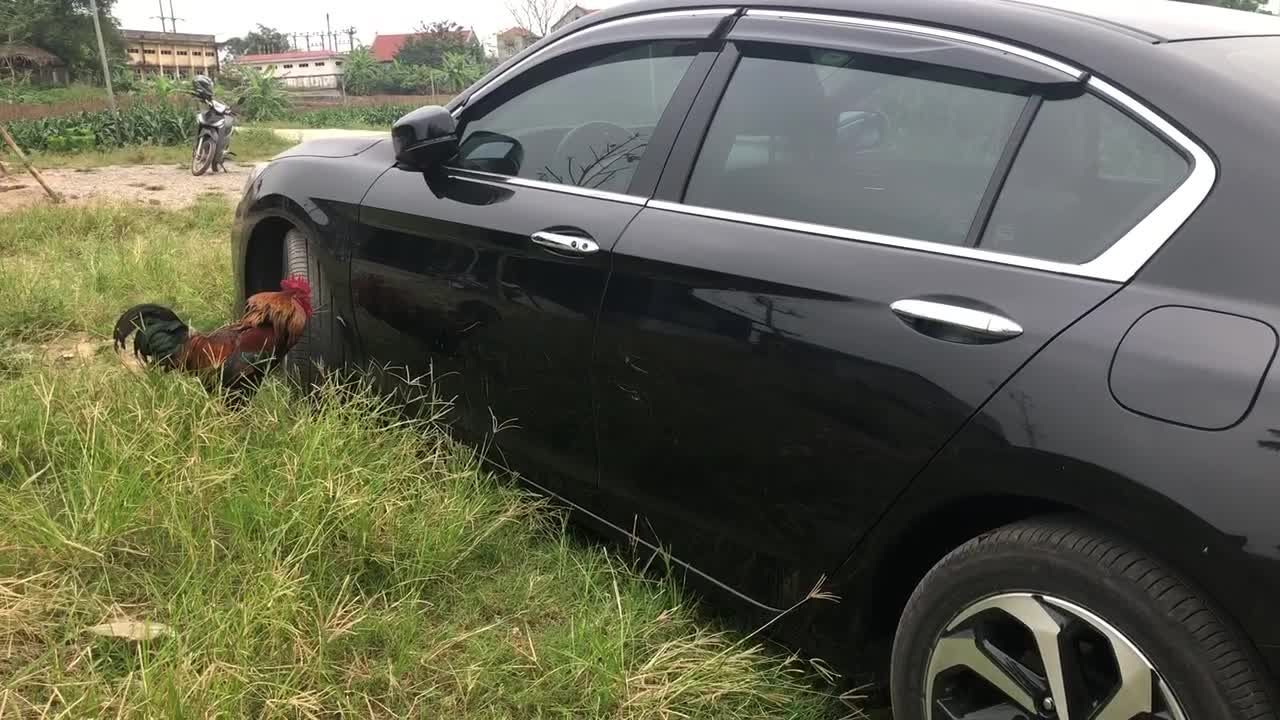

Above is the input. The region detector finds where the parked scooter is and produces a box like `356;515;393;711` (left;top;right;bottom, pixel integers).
189;75;239;176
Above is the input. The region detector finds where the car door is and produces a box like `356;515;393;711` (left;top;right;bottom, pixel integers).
590;12;1195;608
349;12;727;493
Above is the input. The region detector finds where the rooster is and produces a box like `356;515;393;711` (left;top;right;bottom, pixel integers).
112;277;314;395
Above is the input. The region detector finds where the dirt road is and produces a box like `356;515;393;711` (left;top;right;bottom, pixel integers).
0;163;253;213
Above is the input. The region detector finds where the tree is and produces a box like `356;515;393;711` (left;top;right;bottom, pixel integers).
506;0;565;37
223;24;291;58
1173;0;1266;10
231;65;290;120
1;0;125;81
440;51;482;92
341;46;383;95
1;0;52;44
395;20;482;67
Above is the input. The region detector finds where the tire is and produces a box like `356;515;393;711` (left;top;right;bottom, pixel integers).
890;515;1277;720
191;132;215;176
282;228;346;389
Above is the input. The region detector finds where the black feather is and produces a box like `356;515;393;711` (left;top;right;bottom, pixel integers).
113;304;189;365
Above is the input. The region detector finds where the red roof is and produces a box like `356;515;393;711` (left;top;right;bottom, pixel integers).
235;50;341;64
498;27;534;39
370;30;476;63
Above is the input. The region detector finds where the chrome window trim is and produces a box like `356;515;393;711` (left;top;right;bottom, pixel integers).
448;167;648;205
1077;77;1216;282
647;199;1110;278
743;9;1086;80
443;7;1214;283
461;7;735;110
649;79;1212;284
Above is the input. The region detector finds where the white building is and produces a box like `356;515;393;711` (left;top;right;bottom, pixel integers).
550;5;597;33
233;50;345;91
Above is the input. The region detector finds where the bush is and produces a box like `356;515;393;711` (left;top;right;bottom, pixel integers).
284;104;418;128
229;66;291;121
6;99;195;153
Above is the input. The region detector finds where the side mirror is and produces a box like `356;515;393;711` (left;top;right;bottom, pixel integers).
840;110;889;152
393;105;459;171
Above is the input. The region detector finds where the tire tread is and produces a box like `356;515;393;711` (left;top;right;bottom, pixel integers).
893;515;1277;720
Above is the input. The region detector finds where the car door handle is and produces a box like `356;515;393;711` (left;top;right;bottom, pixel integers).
890;299;1023;340
531;231;599;256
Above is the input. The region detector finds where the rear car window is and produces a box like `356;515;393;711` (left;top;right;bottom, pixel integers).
979;93;1190;263
684;44;1029;246
683;42;1191;266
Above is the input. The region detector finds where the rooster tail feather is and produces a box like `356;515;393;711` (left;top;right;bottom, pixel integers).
113;304;189;365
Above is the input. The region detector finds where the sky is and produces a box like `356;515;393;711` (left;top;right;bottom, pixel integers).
113;0;625;45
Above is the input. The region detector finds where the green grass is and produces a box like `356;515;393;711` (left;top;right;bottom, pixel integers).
0;83;111;105
0;200;856;717
2;128;296;169
0;197;233;342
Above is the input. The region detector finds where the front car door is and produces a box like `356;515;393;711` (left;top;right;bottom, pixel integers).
349;11;728;493
591;12;1196;609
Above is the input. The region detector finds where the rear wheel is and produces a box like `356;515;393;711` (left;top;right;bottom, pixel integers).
191;132;215;176
282;228;345;389
891;516;1278;720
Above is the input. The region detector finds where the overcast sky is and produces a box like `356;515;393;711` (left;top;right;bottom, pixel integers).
114;0;626;45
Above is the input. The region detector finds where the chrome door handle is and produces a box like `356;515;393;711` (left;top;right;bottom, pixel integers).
531;231;599;255
890;299;1023;339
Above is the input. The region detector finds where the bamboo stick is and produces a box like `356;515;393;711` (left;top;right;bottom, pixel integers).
0;124;60;203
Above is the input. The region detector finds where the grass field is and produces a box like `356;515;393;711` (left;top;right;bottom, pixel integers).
1;129;295;170
0;198;857;717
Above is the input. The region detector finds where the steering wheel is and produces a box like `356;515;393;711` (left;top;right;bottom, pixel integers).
548;122;641;190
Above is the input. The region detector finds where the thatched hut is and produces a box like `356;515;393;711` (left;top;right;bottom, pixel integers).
0;43;68;85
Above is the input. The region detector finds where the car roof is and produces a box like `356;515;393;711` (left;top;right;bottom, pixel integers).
1002;0;1280;42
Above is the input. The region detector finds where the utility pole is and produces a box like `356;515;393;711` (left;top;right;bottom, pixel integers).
169;0;181;32
88;0;117;113
326;14;332;51
345;27;357;52
155;0;169;31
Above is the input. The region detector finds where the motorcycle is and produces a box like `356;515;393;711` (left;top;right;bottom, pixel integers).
189;77;242;176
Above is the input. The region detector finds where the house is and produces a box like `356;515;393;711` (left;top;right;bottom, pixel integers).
232;50;345;91
495;27;536;60
0;43;67;85
370;29;477;64
123;30;219;79
550;5;597;33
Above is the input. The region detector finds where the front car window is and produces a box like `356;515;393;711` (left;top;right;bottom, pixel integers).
456;42;697;194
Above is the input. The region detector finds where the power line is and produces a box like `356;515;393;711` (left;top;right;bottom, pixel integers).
168;0;184;33
153;0;168;32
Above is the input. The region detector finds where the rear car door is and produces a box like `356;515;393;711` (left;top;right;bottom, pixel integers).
591;11;1196;608
349;11;726;493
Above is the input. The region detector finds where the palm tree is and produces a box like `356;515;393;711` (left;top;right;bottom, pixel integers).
440;52;480;93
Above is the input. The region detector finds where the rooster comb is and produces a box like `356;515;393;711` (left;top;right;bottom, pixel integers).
280;276;311;294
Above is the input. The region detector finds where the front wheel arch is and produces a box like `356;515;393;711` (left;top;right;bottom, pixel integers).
240;215;351;388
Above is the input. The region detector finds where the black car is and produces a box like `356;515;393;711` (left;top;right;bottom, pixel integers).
233;1;1280;717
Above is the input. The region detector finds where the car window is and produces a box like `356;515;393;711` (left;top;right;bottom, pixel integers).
456;42;697;194
684;44;1030;246
979;93;1190;263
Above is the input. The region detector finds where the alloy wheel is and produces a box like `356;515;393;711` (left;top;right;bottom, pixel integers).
924;592;1188;720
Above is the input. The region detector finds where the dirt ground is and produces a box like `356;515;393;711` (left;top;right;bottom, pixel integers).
0;162;251;213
